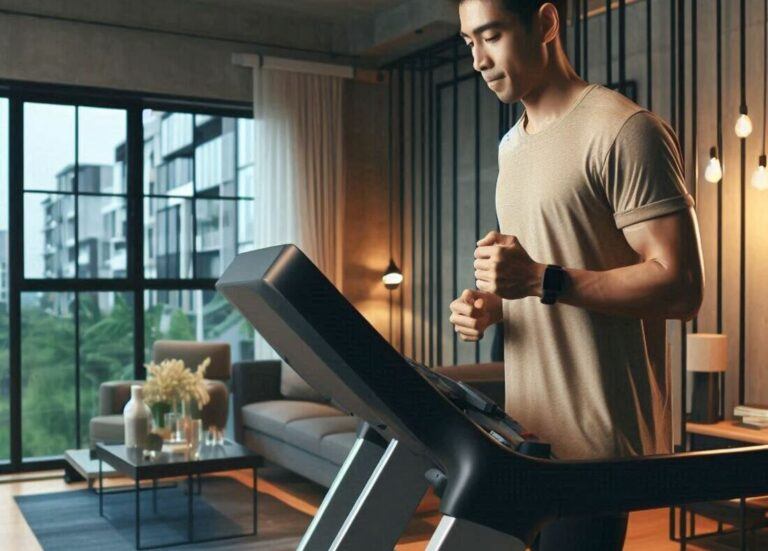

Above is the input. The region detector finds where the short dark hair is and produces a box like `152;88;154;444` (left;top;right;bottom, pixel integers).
458;0;568;34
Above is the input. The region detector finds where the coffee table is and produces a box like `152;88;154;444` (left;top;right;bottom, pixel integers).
94;441;263;550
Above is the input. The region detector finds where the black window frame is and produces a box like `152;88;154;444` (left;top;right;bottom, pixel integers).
1;79;253;473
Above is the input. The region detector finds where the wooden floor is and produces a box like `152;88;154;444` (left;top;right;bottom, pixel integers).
0;469;728;550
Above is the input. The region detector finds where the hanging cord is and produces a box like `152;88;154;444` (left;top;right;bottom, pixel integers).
388;68;393;259
763;0;767;156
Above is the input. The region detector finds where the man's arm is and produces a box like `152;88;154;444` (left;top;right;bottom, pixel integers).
555;207;704;320
473;207;704;321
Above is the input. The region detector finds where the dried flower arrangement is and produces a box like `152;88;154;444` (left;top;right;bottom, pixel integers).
143;357;211;409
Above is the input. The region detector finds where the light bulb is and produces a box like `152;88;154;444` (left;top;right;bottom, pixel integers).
382;259;403;289
735;113;753;138
704;147;722;183
752;155;768;190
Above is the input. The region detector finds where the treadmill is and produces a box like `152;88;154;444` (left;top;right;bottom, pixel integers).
216;244;768;551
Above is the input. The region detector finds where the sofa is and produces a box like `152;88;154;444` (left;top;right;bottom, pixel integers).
231;358;505;488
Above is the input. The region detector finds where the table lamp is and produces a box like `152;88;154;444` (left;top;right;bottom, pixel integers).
687;333;727;424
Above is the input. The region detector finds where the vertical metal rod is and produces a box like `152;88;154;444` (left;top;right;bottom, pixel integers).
691;0;698;334
575;0;582;76
436;83;443;367
606;0;612;86
583;0;589;81
411;68;417;359
428;62;435;366
647;0;653;109
670;0;677;128
388;69;394;345
716;0;723;335
677;11;687;547
452;43;458;365
618;0;626;91
399;66;406;354
421;63;427;364
738;0;747;405
474;72;481;364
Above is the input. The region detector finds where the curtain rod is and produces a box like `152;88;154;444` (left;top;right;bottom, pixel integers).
232;53;354;79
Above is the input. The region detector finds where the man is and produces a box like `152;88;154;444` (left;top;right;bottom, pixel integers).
449;1;704;549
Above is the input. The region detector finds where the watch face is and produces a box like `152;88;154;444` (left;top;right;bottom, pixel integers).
543;266;563;292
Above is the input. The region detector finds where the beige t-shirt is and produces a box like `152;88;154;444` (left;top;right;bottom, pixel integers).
497;83;693;459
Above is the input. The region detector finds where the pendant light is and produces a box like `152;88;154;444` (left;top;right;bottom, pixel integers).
752;0;768;190
705;147;723;184
383;259;403;289
383;70;403;290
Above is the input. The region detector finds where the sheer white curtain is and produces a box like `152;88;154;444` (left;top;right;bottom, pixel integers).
251;66;345;359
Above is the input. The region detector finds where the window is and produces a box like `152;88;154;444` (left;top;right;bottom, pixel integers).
143;110;254;279
7;95;255;469
23;104;127;280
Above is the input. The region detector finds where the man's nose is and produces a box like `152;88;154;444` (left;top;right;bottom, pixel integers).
472;46;491;73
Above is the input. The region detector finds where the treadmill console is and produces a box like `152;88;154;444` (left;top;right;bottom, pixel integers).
404;358;552;459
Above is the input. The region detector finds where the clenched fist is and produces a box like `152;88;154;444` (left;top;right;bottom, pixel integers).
449;289;503;342
473;231;545;300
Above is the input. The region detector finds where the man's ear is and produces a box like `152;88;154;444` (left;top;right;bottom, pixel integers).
538;2;561;45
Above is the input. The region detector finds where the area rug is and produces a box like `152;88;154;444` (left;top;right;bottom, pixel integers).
15;475;310;550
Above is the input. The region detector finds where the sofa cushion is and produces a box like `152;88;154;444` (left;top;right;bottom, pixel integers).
280;361;329;403
284;416;360;457
320;432;359;465
241;400;343;441
89;414;125;447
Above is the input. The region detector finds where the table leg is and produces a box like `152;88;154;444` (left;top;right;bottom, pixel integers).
740;497;746;551
152;478;157;514
680;504;687;549
187;474;194;543
135;477;141;550
252;467;258;536
98;459;103;517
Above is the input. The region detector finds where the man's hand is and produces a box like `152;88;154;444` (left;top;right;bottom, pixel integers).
473;231;545;300
449;289;503;342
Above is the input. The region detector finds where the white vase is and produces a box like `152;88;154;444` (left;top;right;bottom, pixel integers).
124;385;151;448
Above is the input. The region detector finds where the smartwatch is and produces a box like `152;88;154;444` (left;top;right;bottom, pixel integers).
541;265;566;305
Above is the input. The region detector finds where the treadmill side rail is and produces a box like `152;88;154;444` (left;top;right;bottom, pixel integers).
329;438;434;551
298;424;389;551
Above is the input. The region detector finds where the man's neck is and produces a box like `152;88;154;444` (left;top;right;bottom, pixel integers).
521;70;589;135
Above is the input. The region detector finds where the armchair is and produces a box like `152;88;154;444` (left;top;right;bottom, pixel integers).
88;340;231;449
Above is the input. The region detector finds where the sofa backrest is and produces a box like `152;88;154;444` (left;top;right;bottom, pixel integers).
281;361;331;403
152;340;231;381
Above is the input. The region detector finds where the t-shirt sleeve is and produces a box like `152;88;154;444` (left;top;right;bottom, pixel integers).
600;110;694;229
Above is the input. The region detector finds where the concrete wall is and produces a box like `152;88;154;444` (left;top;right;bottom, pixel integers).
0;0;348;102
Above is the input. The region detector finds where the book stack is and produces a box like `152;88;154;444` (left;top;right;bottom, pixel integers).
734;404;768;428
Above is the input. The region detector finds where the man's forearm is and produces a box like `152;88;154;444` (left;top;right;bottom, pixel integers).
530;260;702;320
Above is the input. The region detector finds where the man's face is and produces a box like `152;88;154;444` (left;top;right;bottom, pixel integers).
459;0;546;103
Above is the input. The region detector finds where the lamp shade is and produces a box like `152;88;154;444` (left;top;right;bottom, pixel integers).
686;333;728;373
382;258;403;290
